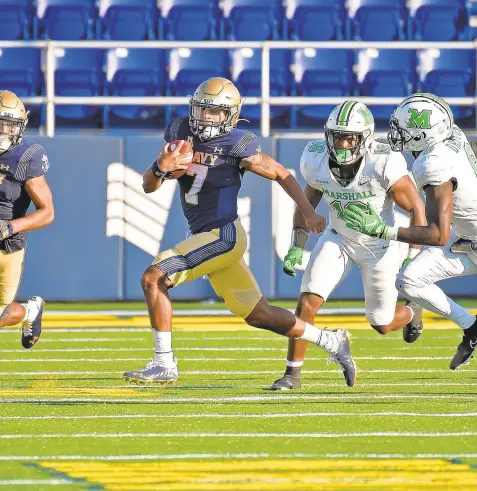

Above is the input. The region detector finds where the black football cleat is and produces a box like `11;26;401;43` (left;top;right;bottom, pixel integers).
450;319;477;370
403;299;423;344
267;371;301;391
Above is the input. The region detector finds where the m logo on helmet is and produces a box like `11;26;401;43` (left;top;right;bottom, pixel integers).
407;108;432;129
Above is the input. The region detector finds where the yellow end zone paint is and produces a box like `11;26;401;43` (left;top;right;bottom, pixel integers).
10;312;470;330
39;459;477;491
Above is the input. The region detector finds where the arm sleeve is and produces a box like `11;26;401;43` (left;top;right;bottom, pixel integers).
381;152;409;191
28;149;49;179
413;153;454;190
236;132;261;160
14;144;49;183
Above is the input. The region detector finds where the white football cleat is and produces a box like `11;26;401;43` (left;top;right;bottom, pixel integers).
21;296;45;349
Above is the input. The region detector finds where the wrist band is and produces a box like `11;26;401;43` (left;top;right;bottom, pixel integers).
290;227;309;249
151;159;168;179
384;226;399;241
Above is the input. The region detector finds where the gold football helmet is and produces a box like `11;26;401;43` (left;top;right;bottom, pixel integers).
189;77;244;141
0;90;28;154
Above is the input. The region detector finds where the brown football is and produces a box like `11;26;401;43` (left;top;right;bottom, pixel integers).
164;139;193;179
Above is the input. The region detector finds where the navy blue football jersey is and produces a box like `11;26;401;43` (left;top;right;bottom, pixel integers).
0;140;49;252
163;117;261;234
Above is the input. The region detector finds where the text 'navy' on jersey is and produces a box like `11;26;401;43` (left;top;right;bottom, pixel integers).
0;140;49;252
163;117;260;234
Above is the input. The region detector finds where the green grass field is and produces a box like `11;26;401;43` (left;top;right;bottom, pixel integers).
0;323;476;490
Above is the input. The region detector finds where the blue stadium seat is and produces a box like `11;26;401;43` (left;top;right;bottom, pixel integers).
0;48;41;95
230;48;291;127
0;48;41;126
0;0;34;40
408;0;469;41
51;48;103;125
418;48;476;121
167;48;229;120
98;0;157;40
104;48;166;127
470;0;477;39
222;0;284;41
161;0;219;40
286;0;345;41
348;0;406;41
355;48;416;121
291;48;353;127
36;0;96;40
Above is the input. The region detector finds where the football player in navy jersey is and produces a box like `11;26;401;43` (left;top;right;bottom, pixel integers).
0;91;54;348
124;78;356;387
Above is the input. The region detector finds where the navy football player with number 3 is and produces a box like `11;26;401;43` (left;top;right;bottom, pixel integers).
124;78;357;387
0;91;54;348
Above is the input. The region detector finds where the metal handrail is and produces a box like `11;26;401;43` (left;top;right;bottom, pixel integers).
1;40;475;137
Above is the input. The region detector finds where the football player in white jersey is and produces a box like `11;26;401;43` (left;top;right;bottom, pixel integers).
342;93;477;370
269;101;426;390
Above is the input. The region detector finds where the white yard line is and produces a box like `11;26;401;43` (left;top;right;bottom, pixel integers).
0;348;457;359
0;328;461;337
94;382;475;387
0;356;455;361
1;328;153;333
0;452;476;461
0;431;475;440
19;341;458;350
0;412;475;421
0;480;73;485
0;368;471;375
38;338;148;343
0;394;474;404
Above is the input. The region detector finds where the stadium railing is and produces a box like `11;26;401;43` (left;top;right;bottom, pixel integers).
2;40;477;137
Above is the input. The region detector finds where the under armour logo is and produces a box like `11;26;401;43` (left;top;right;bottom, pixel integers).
213;146;223;154
470;340;477;349
29;336;39;345
0;164;9;171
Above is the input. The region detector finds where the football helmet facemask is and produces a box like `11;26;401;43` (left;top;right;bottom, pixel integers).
0;90;28;154
388;93;453;153
325;101;375;166
189;77;243;141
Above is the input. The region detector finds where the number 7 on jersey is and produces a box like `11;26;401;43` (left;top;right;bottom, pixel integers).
185;163;209;205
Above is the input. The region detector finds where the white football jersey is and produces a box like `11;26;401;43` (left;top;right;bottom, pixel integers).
300;139;408;244
412;125;477;240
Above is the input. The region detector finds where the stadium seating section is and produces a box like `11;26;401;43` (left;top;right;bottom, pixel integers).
0;0;475;129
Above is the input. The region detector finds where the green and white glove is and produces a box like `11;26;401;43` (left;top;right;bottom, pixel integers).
283;247;303;277
341;203;391;239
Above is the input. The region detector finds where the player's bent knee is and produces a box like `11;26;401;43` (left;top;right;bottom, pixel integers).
296;293;324;318
141;266;170;293
366;311;394;331
244;301;270;329
371;324;389;335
